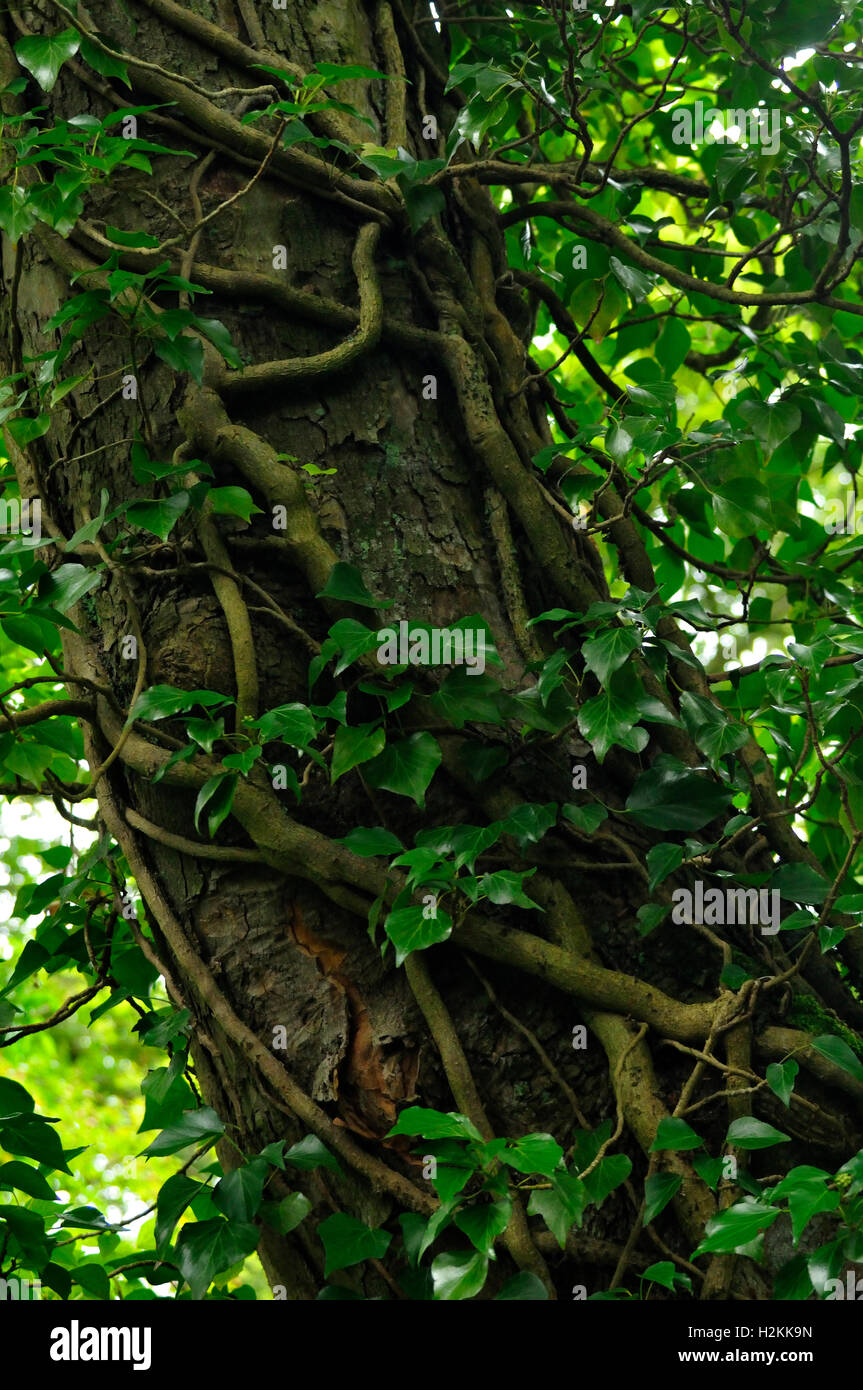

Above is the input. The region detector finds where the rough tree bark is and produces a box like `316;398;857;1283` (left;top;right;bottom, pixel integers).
2;0;861;1302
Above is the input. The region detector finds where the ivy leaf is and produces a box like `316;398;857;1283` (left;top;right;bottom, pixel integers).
0;187;37;244
260;1192;312;1235
386;1107;483;1142
771;863;830;905
766;1059;799;1108
810;1035;863;1086
609;255;654;303
364;732;442;806
431;1249;488;1301
527;1174;587;1246
577;689;648;764
477;869;541;910
646;842;684;893
561;803;608;834
692;1198;781;1257
626;759;734;831
283;1135;341;1173
582;627;640;686
212;1158;268;1223
154;334;204;383
80;38;131;87
142;1107;225;1158
651;1117;704;1152
453;1196;512;1256
503;1133;564;1177
335;826;404;857
0;1160;57;1202
316;562;391;609
318;1213;391;1276
126;492;190;541
500;802;557;848
130;684;227;723
250;702;319;748
155;1174;204;1255
15;30;81;92
206;486;263;523
194;318;242;370
331;723;386;782
738;398;801;452
175;1217;260;1300
193;772;238;838
581;1153;632;1206
725;1118;790;1150
643;1172;682;1224
383;903;453;966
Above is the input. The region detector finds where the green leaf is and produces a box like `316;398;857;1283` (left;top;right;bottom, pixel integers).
772;863;830;905
155;1174;204;1255
635;903;669;937
692;1198;781;1257
725;1117;791;1150
0;1159;57;1201
260;1192;311;1235
609;255;654;302
0;1116;72;1173
154;334;204;383
364;732;442;806
528;1174;587;1247
193;772;237;838
334;826;405;857
626;760;734;831
477;869;541;910
130;684;226;723
453;1196;512;1255
72;1263;111;1300
581;1153;632;1207
318;1213;391;1276
8;414;51;448
644;1172;683;1224
403;184;446;234
206;487;262;523
561;803;608;835
80;39;130;86
212;1158;268;1223
0;187;37;244
651;1117;704;1152
283;1135;341;1173
316;562;391;609
577;688;648;764
250;702;319;748
331;723;386;782
582;627;640;686
194;318;242;369
656;317;691;376
766;1059;799;1108
431;1249;488;1301
739;398;801;453
126;492;190;541
15;30;81;91
503;1133;564;1178
500;802;557;848
387;1107;483;1142
810;1034;863;1086
142;1106;225;1158
646;842;684;893
383;903;453;966
175;1217;260;1300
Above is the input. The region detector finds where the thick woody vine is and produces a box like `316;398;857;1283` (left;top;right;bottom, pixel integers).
1;0;862;1301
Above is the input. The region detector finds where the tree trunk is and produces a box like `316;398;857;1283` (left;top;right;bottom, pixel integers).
2;0;861;1302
